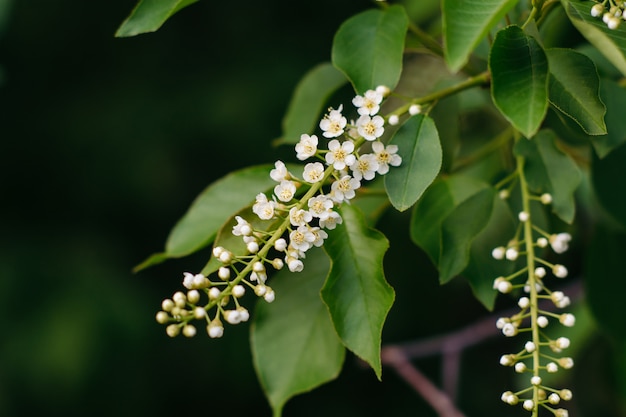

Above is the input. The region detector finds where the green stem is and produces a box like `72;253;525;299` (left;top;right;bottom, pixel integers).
407;22;443;57
392;71;490;117
453;126;514;172
516;150;540;417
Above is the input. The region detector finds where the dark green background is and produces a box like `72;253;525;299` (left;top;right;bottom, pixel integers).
0;1;624;416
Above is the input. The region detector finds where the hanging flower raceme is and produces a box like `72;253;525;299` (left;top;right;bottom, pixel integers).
155;86;402;339
589;0;626;29
492;183;575;416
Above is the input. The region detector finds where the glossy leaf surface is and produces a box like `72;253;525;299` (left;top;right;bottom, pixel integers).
116;0;198;37
490;26;548;138
252;249;345;417
275;63;347;145
384;114;442;212
321;204;394;380
332;5;408;93
443;0;517;72
546;48;606;135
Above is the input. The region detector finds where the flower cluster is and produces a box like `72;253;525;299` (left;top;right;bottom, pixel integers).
492;191;575;416
590;1;626;30
156;86;402;339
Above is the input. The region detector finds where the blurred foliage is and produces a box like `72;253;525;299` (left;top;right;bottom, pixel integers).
1;1;625;416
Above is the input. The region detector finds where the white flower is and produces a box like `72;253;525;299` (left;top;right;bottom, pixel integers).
183;272;205;289
535;267;546;278
518;297;530;309
287;258;304;272
289;225;315;252
252;193;276;220
207;320;224;338
502;323;518;337
274;180;297;202
591;3;604;17
309;227;328;247
492;246;505;260
523;400;534;411
224;309;242;325
560;313;576;327
356;114;385;141
295;134;318;160
319;105;347;138
514;362;527;373
302;162;325;183
289;207;313;227
232;216;252;236
371;141;401;174
264;288;275;303
540;193;553;204
232;285;246;298
546;362;559;373
525;341;536;352
531;376;542;386
351;154;379;181
518;211;529;222
352;89;383;116
307;195;334;220
550;233;572;254
330;175;360;203
274;238;288;252
537;316;549;328
555;336;570;349
388;115;399;125
319;210;343;230
270;160;289;181
325;139;356;170
505;247;518;261
553;264;568;278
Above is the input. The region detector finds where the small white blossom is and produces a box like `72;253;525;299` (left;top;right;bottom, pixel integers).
272;258;284;270
264;288;275;303
388;114;399;125
289;207;313;227
535;266;546;278
546;362;559;373
287;258;304;272
553;264;568;278
591;3;604;17
246;241;259;253
502;323;518;337
319;106;347;138
308;195;334;220
505;247;519;261
224;309;242;325
537;237;548;248
218;266;230;280
274;238;288;252
540;193;553;204
295;134;319;161
559;358;574;369
330;175;360;203
270;160;289;181
232;216;252;236
375;85;390;96
156;311;169;324
309;227;328;247
500;354;515;366
549;393;561;404
356;115;385;141
499;189;510;199
514;362;527;373
325;139;356;170
537;316;549;328
252;193;276;220
207;320;224;338
518;297;530;309
351;154;379;181
289;225;316;252
352;89;383;116
166;324;180;337
560;313;576;327
531;376;542;386
319;210;343;230
525;341;536;352
372;141;402;174
302;162;326;183
518;211;529;222
556;337;570;349
274;180;297;202
208;287;221;300
523;399;534;411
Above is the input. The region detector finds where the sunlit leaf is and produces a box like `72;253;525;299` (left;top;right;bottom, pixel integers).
384;114;442;212
546;48;606;135
563;0;626;77
439;187;495;283
115;0;198;37
490;26;549;138
514;130;581;224
274;63;347;145
332;5;409;93
442;0;517;72
592;142;626;228
252;248;345;417
321;204;394;380
410;175;488;264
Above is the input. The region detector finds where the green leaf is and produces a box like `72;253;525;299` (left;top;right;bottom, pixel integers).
546;48;606;135
585;227;626;343
490;26;549;138
135;165;279;271
274;63;347;145
442;0;518;72
439;187;495;283
563;0;626;77
463;195;516;310
514;130;581;224
410;175;489;264
592;142;626;228
251;248;345;417
331;5;409;93
321;204;394;380
115;0;198;37
384;114;442;212
591;79;626;158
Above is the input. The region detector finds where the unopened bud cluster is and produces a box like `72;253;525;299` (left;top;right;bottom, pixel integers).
590;1;626;30
156;86;402;338
492;191;575;416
